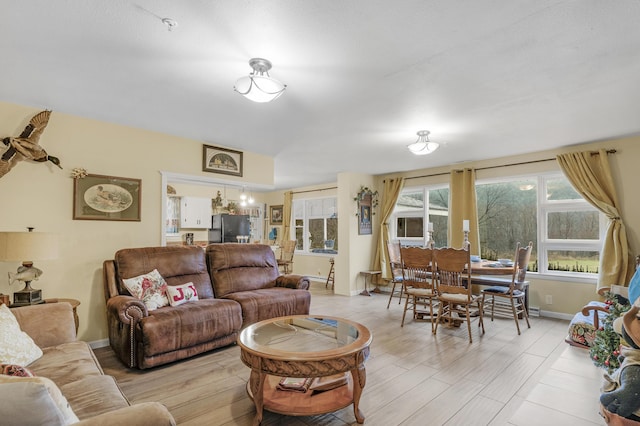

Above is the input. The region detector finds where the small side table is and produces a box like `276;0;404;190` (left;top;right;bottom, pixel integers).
45;298;81;333
359;271;381;296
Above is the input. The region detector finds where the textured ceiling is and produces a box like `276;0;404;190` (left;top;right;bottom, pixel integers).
2;1;639;189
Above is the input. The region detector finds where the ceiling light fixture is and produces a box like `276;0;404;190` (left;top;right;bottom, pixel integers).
407;130;440;156
234;58;286;103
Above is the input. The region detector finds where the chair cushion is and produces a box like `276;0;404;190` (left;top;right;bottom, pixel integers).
223;288;311;326
406;288;434;297
439;292;474;303
567;301;608;347
206;244;280;297
139;299;242;357
482;286;510;294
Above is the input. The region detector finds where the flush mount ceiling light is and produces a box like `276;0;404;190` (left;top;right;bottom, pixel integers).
234;58;286;103
407;130;440;155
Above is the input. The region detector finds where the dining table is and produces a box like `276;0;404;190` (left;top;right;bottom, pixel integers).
466;259;530;314
469;260;515;276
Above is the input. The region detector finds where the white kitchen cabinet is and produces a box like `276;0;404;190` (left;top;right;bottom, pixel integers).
180;196;211;229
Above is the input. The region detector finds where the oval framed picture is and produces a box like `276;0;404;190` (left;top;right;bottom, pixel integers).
73;174;141;221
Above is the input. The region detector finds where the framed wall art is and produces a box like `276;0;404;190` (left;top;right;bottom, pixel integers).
202;144;243;177
354;186;378;235
270;205;283;225
73;174;141;221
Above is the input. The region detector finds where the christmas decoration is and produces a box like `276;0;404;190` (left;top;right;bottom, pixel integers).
590;291;631;374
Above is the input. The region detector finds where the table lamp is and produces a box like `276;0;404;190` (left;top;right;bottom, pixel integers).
0;228;59;306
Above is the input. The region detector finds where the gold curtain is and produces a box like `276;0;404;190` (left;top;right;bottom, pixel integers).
556;149;630;293
281;191;293;242
374;177;405;279
448;168;480;254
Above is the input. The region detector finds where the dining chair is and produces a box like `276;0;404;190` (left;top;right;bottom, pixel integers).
386;241;404;308
399;246;437;332
277;240;296;274
433;247;484;343
480;241;533;335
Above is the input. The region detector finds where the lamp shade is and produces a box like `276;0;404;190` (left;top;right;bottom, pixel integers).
234;58;286;103
408;130;440;155
0;232;59;262
234;75;286;103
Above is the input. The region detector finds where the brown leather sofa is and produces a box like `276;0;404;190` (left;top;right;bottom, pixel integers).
103;244;310;369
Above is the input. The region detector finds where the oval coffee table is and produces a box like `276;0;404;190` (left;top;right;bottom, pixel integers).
238;315;372;425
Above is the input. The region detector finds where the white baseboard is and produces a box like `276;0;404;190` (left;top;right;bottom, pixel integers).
539;310;573;321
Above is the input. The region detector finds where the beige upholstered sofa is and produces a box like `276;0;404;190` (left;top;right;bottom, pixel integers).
103;244;310;369
0;302;175;425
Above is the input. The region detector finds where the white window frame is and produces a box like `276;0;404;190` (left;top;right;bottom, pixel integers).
292;197;337;254
536;173;604;278
392;173;603;281
391;185;448;247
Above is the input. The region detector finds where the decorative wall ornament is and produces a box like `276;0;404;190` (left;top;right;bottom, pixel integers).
354;186;378;235
73;173;141;221
0;110;62;179
202;144;243;177
70;168;88;179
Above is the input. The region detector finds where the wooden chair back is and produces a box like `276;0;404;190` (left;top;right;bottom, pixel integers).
399;246;434;291
387;241;403;282
433;247;472;299
510;241;533;290
279;240;296;263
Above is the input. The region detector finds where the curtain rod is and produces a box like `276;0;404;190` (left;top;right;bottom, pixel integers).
292;186;337;194
403;149;616;180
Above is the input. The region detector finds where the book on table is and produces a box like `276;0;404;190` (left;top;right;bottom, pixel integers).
277;373;349;394
277;377;313;392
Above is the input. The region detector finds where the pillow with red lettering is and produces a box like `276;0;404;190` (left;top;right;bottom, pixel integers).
166;283;199;307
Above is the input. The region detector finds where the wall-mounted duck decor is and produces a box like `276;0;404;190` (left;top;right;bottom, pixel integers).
0;110;62;179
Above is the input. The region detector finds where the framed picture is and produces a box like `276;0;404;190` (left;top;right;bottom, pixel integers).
270;205;283;225
358;192;373;235
202;144;243;177
73;174;141;221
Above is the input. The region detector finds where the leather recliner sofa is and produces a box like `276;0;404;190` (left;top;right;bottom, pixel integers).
103;244;310;369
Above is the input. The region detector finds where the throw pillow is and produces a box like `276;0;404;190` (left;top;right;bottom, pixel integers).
122;269;169;311
0;375;79;424
0;304;43;365
0;364;35;377
166;282;199;307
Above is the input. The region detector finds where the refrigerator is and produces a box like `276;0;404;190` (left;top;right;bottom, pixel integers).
208;214;251;243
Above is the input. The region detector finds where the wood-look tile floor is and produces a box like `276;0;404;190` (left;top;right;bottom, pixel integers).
94;283;606;425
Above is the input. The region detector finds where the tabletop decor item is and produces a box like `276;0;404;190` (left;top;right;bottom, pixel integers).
0;227;59;306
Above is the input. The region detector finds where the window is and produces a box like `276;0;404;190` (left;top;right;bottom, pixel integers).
391;186;449;247
292;197;338;253
392;173;603;278
476;173;602;276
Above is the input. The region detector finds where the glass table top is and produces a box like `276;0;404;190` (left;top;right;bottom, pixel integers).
240;316;362;354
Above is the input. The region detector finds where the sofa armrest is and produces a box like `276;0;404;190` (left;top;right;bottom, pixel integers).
74;402;176;426
106;295;147;325
581;304;609;330
11;303;76;348
276;274;310;290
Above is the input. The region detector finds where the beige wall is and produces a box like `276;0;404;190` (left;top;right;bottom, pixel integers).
2;99;637;344
377;136;640;317
0;101;273;342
